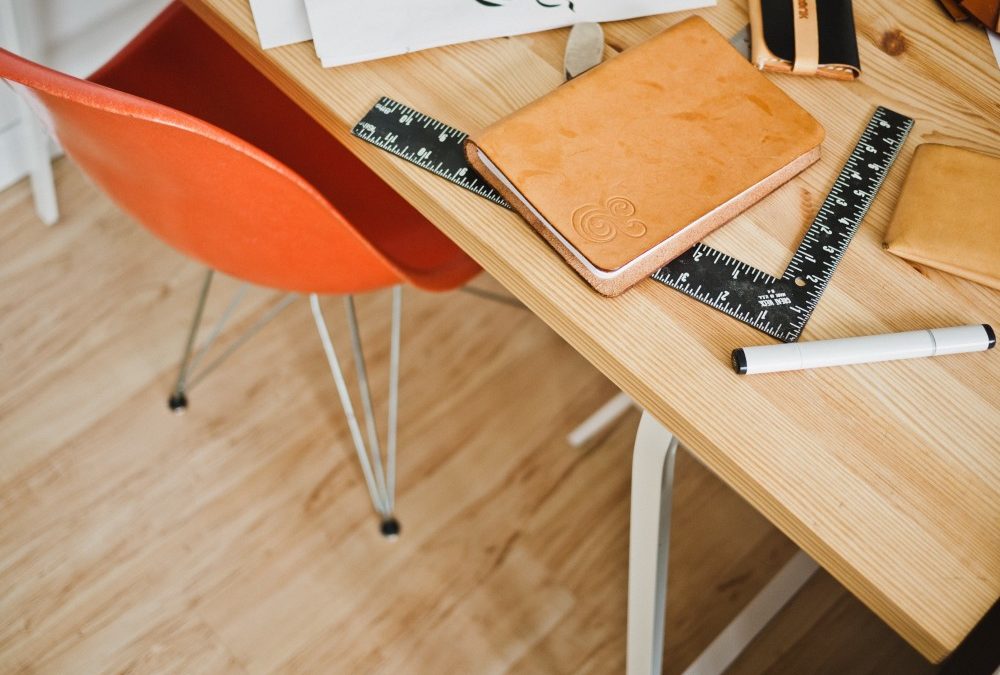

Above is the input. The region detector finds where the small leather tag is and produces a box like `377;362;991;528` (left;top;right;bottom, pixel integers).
791;0;819;74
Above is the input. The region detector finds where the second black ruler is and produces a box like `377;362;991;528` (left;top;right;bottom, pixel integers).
654;107;913;341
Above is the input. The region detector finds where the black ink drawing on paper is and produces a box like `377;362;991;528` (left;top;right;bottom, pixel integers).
475;0;575;9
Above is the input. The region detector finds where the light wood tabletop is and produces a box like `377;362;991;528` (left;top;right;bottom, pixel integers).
181;0;999;663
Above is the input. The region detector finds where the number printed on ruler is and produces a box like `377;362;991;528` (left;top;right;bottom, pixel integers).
353;99;913;342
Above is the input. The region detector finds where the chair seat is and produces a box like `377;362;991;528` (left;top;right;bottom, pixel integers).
89;2;479;290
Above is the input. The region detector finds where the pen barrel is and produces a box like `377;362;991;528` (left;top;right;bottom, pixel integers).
737;325;993;374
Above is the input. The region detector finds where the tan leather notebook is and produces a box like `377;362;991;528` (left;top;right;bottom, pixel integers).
466;16;824;296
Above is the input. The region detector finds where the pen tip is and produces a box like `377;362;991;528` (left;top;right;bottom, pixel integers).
984;324;996;350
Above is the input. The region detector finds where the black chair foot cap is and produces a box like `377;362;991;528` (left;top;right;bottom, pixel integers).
168;393;188;413
380;518;401;539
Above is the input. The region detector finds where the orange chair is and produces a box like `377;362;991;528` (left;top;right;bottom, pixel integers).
0;2;481;536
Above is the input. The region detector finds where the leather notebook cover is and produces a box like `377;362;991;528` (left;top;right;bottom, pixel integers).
465;16;824;296
883;144;1000;291
749;0;861;80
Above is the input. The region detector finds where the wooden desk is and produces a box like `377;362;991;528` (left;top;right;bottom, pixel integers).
182;0;999;663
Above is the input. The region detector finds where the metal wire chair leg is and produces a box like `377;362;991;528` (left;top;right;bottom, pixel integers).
185;283;249;383
169;269;214;412
311;294;392;532
344;296;390;509
169;270;295;412
345;289;403;535
310;291;404;537
386;286;402;515
186;293;297;390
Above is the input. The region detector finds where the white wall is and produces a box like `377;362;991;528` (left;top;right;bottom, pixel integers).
0;0;171;191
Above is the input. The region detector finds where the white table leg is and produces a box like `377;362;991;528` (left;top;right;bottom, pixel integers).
626;409;817;675
627;409;679;675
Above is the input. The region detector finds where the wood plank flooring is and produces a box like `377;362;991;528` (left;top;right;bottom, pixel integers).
0;160;947;673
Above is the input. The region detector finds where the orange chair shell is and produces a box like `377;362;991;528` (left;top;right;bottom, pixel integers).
0;3;479;295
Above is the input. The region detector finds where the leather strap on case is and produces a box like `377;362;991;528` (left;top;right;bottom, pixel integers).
791;0;819;74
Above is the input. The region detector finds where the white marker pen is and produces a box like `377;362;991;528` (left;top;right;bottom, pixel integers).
733;324;995;375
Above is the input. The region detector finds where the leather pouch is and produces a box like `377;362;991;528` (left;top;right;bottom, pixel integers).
749;0;861;80
883;144;1000;291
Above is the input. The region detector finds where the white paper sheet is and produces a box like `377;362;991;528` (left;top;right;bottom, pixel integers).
303;0;715;68
248;0;312;49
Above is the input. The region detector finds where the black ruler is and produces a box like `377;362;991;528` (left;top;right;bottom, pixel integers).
353;98;913;342
353;98;509;208
653;107;913;341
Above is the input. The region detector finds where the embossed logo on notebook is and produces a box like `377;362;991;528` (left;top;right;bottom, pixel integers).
572;197;647;244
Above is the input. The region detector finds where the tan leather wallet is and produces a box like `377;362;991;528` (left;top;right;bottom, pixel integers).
883;144;1000;291
749;0;861;80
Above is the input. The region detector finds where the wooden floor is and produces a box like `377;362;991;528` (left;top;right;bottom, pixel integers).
0;160;941;673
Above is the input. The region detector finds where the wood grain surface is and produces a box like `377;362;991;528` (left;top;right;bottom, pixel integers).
0;160;939;673
190;0;1000;661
